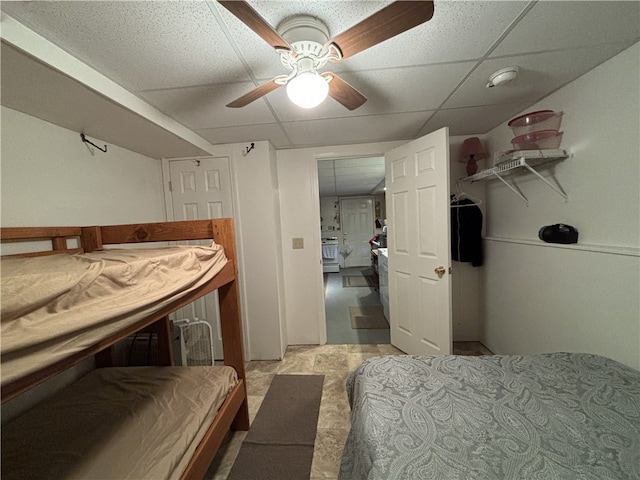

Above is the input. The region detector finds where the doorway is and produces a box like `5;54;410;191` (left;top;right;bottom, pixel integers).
317;156;389;344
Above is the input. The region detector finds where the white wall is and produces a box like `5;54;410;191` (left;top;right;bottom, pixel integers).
481;43;640;369
1;106;166;227
277;141;404;345
206;141;286;360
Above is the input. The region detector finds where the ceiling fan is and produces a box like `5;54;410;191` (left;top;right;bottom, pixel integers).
218;1;435;110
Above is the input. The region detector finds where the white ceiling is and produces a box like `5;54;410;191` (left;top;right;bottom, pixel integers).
1;1;639;193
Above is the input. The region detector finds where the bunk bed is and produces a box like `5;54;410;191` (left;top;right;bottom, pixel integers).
339;353;640;480
1;219;249;480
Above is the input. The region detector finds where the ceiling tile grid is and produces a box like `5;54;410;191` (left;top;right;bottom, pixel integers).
1;0;638;155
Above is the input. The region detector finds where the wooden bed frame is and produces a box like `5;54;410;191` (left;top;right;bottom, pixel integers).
0;219;249;480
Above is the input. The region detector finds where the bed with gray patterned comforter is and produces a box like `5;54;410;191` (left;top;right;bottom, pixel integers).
339;353;640;480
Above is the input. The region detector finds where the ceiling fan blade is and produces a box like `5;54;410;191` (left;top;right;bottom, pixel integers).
218;1;293;52
226;78;283;108
323;73;367;110
326;1;434;61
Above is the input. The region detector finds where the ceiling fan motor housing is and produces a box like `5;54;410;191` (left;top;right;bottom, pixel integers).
276;15;339;74
277;15;330;45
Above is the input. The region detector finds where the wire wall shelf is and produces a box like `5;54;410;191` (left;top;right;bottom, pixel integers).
461;149;570;203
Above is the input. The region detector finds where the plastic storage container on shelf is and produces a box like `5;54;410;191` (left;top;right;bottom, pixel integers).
511;130;564;150
508;110;563;137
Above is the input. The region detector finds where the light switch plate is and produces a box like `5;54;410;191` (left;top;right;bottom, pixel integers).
292;237;304;249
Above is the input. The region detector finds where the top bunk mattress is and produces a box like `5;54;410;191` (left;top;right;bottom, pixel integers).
1;243;227;387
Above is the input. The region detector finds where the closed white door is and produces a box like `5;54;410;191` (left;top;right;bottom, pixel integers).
168;157;233;360
340;197;374;268
385;128;452;355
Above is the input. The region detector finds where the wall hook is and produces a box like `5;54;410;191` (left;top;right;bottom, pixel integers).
244;142;255;155
80;133;107;153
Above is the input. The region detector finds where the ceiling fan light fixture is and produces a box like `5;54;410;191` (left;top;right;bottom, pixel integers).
286;72;329;109
220;1;435;109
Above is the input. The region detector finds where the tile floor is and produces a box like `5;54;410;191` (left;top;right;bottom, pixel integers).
205;341;493;480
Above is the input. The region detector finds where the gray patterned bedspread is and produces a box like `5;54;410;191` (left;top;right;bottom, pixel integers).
339;353;640;480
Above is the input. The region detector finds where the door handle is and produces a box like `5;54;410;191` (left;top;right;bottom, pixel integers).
434;266;446;278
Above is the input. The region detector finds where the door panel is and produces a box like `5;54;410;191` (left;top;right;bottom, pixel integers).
391;190;410;254
168;157;233;360
394;271;412;335
340;197;374;268
418;186;437;256
385;128;452;355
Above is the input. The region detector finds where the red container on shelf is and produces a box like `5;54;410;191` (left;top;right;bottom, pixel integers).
511;130;563;150
508;110;563;137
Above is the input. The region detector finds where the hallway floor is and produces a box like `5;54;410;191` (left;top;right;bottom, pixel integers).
324;267;390;344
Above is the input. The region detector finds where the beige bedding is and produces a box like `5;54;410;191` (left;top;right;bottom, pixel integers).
1;366;238;479
1;243;227;386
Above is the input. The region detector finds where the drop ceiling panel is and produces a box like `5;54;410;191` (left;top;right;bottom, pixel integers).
317;157;385;197
1;1;251;91
337;1;531;71
137;82;278;130
335;178;382;192
339;185;377;196
491;1;640;57
336;171;384;182
335;157;385;169
445;44;632;110
195;123;291;148
282;111;429;147
418;102;533;138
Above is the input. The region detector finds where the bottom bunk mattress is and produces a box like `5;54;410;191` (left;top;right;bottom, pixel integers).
340;353;640;480
2;366;238;480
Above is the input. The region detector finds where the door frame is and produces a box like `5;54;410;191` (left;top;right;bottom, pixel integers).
314;153;389;343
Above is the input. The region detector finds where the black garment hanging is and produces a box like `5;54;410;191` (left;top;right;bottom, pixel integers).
451;198;483;267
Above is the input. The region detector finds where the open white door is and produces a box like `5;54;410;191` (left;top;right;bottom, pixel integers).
385;127;452;355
